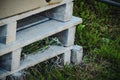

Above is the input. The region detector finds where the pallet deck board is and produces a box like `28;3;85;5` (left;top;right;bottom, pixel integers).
0;16;82;56
0;46;72;78
0;0;73;26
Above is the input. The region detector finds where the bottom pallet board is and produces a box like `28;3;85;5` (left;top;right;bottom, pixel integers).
0;46;72;78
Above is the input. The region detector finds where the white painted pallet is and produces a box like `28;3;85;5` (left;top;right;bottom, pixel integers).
0;0;73;44
0;16;82;79
0;0;83;79
0;16;82;56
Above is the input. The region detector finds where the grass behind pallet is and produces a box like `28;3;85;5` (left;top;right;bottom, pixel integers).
16;0;120;80
74;0;120;61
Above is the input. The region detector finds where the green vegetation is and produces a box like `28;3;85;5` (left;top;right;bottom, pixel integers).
74;0;120;79
22;37;61;54
9;0;120;80
74;0;120;61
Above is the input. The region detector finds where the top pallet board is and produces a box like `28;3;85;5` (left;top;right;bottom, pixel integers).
0;0;64;19
0;0;72;26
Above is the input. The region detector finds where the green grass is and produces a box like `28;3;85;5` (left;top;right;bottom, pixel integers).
74;0;120;61
74;0;120;79
9;0;120;80
22;37;61;54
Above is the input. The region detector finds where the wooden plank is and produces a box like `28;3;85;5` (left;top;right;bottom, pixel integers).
0;0;73;26
0;16;82;56
0;0;48;19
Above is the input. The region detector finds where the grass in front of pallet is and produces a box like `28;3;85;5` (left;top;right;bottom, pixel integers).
14;0;120;80
26;57;119;80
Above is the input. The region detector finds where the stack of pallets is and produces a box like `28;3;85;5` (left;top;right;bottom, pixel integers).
0;0;83;79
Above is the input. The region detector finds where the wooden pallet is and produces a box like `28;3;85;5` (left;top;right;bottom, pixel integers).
0;0;83;79
0;16;82;78
0;0;73;44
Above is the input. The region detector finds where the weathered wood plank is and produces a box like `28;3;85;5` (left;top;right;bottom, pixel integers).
56;26;76;46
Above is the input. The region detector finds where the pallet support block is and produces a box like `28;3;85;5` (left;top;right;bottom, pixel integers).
63;50;71;65
43;2;73;21
57;26;76;47
71;45;83;64
0;48;21;72
0;21;17;44
11;48;22;71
